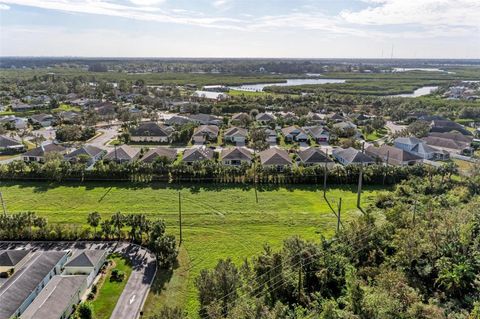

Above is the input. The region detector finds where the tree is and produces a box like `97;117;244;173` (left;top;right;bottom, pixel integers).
111;212;124;241
87;212;101;238
77;302;93;319
248;127;269;152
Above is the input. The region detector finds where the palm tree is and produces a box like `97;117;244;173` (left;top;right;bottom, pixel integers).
111;212;124;241
101;220;113;240
87;212;101;239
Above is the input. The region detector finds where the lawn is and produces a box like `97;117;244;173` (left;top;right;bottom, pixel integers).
91;254;132;319
0;181;381;317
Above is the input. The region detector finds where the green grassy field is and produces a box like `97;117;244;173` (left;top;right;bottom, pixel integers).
0;181;381;316
91;254;132;319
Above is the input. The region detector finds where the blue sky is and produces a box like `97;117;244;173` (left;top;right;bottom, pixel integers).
0;0;479;58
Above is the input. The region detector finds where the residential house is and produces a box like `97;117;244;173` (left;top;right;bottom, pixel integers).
333;121;357;132
103;145;140;163
94;102;116;120
165;115;195;126
297;147;334;167
57;111;80;124
64;250;107;286
64;145;106;166
430;119;472;136
281;126;309;143
422;136;473;156
0;116;28;129
220;147;253;166
0;251;68;319
22;143;67;163
224;127;248;145
0;135;25;154
20;275;88;319
140;147;177;164
255;113;276;124
191;91;229;101
130;122;173;143
11;101;34;112
332;147;375;166
265;129;278;144
29;114;54;127
304;126;330;143
0;250;31;274
428;131;473;144
365;145;423;166
394;137;449;160
259;147;292;170
182;147;214;164
192;125;219;144
187;113;222;126
305;112;325;124
325;112;345;123
230;112;251;126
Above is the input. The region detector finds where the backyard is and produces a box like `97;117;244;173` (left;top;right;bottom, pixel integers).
0;181;381;316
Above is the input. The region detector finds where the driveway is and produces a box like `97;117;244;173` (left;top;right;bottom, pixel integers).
386;121;407;135
87;125;119;149
0;241;156;319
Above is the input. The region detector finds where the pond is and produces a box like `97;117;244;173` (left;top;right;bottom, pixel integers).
390;86;439;98
229;78;346;92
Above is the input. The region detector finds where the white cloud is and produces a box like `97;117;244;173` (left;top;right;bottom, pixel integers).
129;0;165;5
0;3;10;9
340;0;480;29
212;0;231;8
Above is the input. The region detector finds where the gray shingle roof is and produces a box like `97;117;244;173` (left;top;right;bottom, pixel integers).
104;145;140;161
365;145;422;164
131;122;170;137
333;147;374;165
183;147;214;162
65;250;106;268
259;148;292;166
0;250;30;267
221;147;252;161
298;147;331;164
65;145;104;160
0;251;67;319
224;127;247;138
141;147;177;163
0;135;23;148
20;275;88;319
22;143;66;157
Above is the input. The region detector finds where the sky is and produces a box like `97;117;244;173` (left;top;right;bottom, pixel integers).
0;0;479;58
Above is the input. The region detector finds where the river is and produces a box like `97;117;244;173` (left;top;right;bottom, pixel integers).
229;78;346;92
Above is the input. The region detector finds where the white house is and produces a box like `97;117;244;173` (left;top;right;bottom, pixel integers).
63;250;107;287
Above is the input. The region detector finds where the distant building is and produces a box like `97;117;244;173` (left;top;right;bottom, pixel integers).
224;127;248;144
281;126;309;143
191;91;229;101
140;147;177;164
0;135;25;154
259;147;292;170
182;147;214;164
192;125;219;144
297;147;334;167
130;122;173;143
104;145;140;163
64;145;106;166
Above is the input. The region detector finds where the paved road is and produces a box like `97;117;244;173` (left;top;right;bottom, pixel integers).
110;244;157;319
0;241;156;319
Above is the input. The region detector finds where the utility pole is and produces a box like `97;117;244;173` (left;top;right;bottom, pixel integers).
178;192;183;244
323;148;328;197
383;151;390;186
0;192;6;216
253;154;258;204
357;164;363;209
337;198;342;234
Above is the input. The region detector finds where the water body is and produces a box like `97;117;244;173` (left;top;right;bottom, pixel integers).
230;78;346;92
393;68;455;74
390;86;439;98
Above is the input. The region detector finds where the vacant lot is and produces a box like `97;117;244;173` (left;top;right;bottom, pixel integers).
0;181;380;316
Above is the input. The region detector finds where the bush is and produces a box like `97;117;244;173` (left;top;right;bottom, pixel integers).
110;268;125;282
77;302;93;319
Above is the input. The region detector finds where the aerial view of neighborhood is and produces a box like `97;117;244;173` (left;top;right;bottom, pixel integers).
0;1;479;319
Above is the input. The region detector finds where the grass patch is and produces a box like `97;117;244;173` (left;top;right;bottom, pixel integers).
0;181;381;316
52;103;81;113
91;254;132;319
